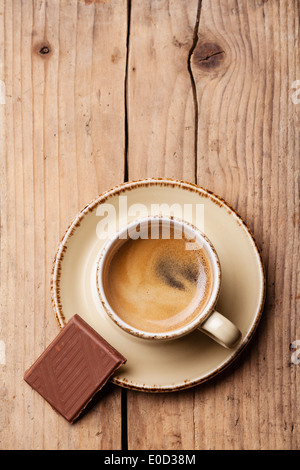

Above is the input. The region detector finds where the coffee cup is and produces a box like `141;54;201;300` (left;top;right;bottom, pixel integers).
96;216;242;349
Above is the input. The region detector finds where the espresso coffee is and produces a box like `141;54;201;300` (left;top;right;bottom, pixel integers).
102;226;213;334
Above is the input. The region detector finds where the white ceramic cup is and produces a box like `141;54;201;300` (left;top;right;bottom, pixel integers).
97;216;242;349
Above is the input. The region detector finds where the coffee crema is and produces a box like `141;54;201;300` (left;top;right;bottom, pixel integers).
102;228;213;334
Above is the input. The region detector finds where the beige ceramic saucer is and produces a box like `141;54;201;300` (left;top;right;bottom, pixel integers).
51;179;265;392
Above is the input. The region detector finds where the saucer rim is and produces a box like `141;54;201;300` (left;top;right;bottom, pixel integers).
50;178;266;392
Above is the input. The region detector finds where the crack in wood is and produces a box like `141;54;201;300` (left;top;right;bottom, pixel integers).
121;0;131;452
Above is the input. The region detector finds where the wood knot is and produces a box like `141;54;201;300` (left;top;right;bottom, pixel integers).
193;42;225;70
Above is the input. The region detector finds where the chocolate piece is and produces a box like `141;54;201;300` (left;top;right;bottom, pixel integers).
24;314;126;423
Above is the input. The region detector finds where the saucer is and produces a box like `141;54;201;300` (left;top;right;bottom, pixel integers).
51;179;265;392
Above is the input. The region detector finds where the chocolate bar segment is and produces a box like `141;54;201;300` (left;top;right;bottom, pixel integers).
24;314;126;423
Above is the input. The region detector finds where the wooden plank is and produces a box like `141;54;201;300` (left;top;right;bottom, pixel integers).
0;0;127;450
1;0;299;451
126;0;200;450
191;0;300;450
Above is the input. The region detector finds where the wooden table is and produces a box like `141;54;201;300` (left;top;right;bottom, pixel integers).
0;0;299;450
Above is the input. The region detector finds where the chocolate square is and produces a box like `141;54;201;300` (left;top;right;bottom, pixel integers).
24;314;126;423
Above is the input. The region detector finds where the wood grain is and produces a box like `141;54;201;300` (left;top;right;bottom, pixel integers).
0;0;127;450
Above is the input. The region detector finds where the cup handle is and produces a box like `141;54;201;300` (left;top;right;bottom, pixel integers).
199;311;242;349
